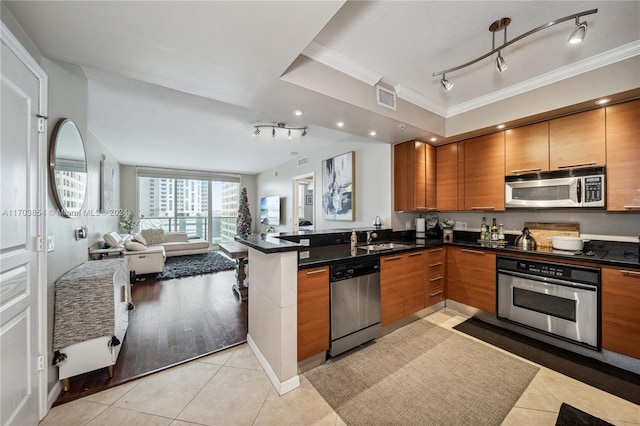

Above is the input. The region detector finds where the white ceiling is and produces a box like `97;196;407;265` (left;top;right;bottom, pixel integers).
5;1;639;174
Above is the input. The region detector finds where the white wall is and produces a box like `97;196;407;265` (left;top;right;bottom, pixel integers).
256;137;392;232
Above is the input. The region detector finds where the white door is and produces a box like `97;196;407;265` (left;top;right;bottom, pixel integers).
1;25;48;425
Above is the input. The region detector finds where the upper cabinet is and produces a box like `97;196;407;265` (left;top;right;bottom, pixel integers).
505;122;549;175
436;142;462;211
549;109;606;170
464;133;505;211
605;99;640;211
394;141;436;211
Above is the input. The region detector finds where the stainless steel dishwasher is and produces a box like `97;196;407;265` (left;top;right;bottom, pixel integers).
329;258;381;357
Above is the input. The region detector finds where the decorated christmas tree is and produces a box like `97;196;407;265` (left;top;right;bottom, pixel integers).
236;187;252;236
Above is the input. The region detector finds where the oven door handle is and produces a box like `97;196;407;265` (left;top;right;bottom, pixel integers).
498;269;598;291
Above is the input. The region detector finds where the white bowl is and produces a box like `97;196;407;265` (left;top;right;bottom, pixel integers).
548;236;590;251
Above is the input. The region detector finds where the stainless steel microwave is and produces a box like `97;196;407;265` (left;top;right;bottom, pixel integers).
505;166;605;208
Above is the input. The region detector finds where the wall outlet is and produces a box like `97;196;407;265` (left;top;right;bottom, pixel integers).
405;221;411;230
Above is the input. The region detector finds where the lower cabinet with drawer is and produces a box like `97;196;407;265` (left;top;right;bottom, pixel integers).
447;246;496;314
380;253;407;326
602;266;640;359
425;247;445;306
297;265;329;362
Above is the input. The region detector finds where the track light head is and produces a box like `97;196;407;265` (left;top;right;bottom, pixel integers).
495;51;508;73
253;127;260;136
272;127;276;137
287;129;292;140
302;129;307;137
568;18;587;44
440;74;453;92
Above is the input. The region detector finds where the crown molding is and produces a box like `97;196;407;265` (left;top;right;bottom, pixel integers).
301;41;383;86
394;84;447;117
446;41;640;117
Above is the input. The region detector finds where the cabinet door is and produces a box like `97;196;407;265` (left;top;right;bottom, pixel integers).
297;266;329;362
505;121;549;175
380;254;405;326
425;247;445;306
602;267;640;359
605;99;640;211
549;109;605;170
436;143;459;210
404;251;426;315
394;141;436;211
464;133;505;211
446;247;496;313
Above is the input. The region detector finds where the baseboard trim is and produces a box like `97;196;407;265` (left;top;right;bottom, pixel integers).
247;334;300;396
47;380;62;411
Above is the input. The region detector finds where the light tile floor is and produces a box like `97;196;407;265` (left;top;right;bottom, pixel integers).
41;309;640;426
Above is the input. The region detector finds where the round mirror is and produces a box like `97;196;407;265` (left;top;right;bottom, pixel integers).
49;118;87;217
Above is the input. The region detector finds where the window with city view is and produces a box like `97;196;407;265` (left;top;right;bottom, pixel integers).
137;169;240;246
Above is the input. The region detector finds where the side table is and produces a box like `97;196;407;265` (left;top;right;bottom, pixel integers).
88;247;123;260
218;241;249;301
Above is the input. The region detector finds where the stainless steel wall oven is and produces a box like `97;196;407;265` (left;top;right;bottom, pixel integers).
497;256;601;350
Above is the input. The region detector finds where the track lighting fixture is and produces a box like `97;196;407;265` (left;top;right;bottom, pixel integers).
433;9;597;92
253;122;308;138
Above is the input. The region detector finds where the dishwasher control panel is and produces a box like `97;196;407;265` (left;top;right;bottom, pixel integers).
330;259;380;282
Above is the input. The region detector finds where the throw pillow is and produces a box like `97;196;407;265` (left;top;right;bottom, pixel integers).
125;240;147;251
103;232;124;248
141;228;166;246
132;232;147;245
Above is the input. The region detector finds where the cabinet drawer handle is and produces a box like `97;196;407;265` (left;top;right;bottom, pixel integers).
384;256;403;261
470;207;495;210
408;251;424;257
430;289;444;297
511;167;542;174
430;276;443;282
461;249;485;255
620;270;640;277
623;206;640;209
429;262;443;267
429;248;443;253
138;255;146;259
306;269;326;276
557;161;596;169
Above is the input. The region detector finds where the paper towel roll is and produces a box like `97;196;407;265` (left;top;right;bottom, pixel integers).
416;218;425;233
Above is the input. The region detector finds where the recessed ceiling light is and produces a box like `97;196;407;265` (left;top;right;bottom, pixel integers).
430;137;437;142
595;98;611;105
336;121;344;127
293;110;303;116
497;124;506;129
369;131;377;137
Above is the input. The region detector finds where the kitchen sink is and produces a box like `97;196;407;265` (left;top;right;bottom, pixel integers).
357;242;409;252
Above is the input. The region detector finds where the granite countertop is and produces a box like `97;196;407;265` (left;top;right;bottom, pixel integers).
235;234;301;254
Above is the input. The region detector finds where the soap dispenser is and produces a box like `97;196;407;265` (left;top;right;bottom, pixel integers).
350;230;357;248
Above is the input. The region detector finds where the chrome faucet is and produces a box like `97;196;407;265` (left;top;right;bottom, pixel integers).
366;231;378;244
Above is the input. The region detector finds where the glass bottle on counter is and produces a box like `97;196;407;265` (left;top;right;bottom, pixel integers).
491;218;499;241
480;217;487;241
498;223;505;242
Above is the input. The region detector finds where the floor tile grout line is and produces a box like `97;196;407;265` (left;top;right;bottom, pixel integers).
173;360;226;424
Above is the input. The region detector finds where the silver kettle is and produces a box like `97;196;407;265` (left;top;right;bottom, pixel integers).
514;227;537;250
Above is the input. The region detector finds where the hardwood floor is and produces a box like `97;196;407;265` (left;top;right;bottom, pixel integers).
53;269;248;405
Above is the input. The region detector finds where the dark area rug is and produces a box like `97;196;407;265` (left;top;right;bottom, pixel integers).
158;251;236;280
305;319;538;425
454;317;640;405
555;403;613;426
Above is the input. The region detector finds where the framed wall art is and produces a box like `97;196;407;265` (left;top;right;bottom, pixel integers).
321;151;354;221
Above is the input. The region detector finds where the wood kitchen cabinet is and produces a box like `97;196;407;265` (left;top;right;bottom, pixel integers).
505;121;549;175
446;246;496;314
380;253;406;325
464;133;505;211
602;266;640;359
605;99;640;211
425;247;445;306
297;266;329;362
436;142;463;210
394;140;436;211
404;250;426;315
549;109;605;170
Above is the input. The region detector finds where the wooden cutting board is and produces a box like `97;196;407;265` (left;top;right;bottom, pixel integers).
524;222;580;248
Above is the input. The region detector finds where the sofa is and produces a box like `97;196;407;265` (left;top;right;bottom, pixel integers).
103;230;210;277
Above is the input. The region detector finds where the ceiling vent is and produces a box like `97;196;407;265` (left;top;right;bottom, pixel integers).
376;85;397;111
297;156;309;168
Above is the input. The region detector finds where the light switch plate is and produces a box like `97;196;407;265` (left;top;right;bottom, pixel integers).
47;235;55;252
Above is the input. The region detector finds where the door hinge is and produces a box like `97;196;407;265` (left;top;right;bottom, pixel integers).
37;116;47;133
36;236;44;252
37;355;45;371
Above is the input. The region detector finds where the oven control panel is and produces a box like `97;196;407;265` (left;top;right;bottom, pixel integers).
516;260;570;278
497;256;600;286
